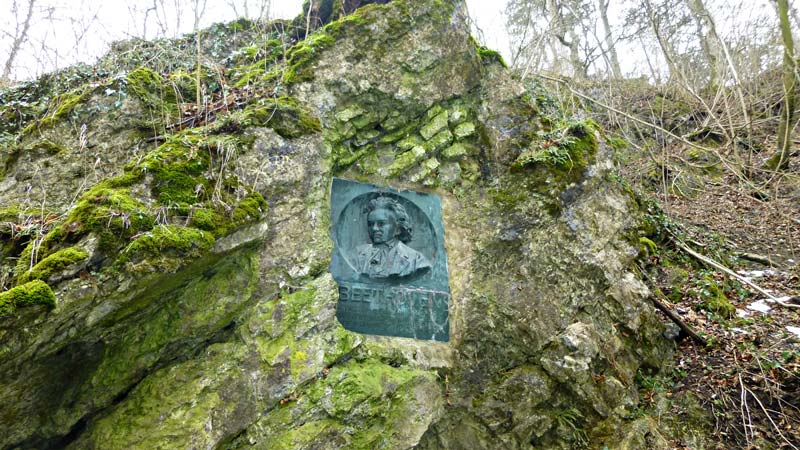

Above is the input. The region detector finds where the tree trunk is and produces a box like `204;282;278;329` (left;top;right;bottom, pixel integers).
546;0;584;78
546;0;564;74
597;0;621;78
685;0;752;146
2;0;37;81
685;0;719;87
765;0;798;171
643;0;680;82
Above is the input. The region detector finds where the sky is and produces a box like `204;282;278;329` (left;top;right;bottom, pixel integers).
0;0;786;82
2;0;511;81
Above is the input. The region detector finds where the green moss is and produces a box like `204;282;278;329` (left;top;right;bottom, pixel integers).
253;286;319;365
378;123;415;144
420;111;449;140
441;142;468;160
70;253;260;449
232;192;267;223
10;172;145;272
244;96;321;138
423;129;453;153
165;70;197;103
253;358;438;448
698;276;735;318
139;138;211;205
638;237;658;257
388;146;425;177
282;33;335;83
14;240;37;278
512;120;598;180
121;225;213;260
476;45;508;68
185;192;265;238
425;104;444;120
17;246;88;284
30;139;69;155
126;67;165;104
331;144;372;171
489;184;528;212
0;280;56;317
396;135;423;151
319;4;371;37
188;207;224;232
63;183;153;249
305;359;412;417
14;172;151;266
334;105;366;122
126;67;177;127
116;225;214;271
380;111;408;131
448;105;469;125
21;88;90;135
0;205;25;224
453;121;475;139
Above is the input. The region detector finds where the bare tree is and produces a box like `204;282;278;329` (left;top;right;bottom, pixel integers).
765;0;798;171
684;0;721;86
597;0;621;78
193;0;208;106
2;0;37;81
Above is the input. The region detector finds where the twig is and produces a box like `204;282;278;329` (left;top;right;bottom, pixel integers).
669;233;800;309
535;74;761;190
650;294;708;346
743;383;799;450
637;264;708;345
739;372;754;446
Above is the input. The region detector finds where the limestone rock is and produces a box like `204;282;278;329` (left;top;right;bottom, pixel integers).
0;0;678;448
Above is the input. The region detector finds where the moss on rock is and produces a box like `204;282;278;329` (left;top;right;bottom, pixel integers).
17;246;88;284
698;276;735;317
0;280;56;317
244;96;322;138
21;88;90;135
120;224;214;263
512;120;598;175
282;33;336;84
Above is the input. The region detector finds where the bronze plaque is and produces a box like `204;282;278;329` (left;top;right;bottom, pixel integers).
329;178;450;342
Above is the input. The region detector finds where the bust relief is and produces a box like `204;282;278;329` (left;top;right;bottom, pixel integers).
354;196;432;279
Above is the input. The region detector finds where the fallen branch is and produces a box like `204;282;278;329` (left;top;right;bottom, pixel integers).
638;265;708;346
735;252;773;266
669;234;799;309
650;294;708;346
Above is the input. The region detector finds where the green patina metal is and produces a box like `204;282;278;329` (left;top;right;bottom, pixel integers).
329;178;450;342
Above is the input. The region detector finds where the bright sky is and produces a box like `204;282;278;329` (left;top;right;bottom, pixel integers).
0;0;785;82
0;0;513;81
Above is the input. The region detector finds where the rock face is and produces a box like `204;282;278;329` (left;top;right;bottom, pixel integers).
0;0;672;448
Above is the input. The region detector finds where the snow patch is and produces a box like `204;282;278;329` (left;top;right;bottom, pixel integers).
746;300;772;314
736;269;776;280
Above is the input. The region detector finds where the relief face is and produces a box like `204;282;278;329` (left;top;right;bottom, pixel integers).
355;196;432;279
329;178;450;342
